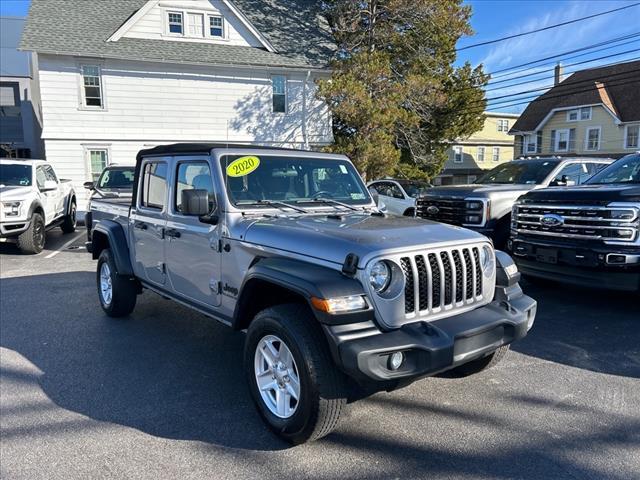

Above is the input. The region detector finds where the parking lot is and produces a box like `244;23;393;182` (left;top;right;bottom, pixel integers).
1;229;639;480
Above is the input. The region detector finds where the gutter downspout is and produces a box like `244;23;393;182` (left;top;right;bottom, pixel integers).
302;70;311;150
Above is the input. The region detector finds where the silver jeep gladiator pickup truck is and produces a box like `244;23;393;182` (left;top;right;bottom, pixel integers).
88;144;537;444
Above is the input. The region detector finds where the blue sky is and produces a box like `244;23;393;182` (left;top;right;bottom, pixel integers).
2;0;638;113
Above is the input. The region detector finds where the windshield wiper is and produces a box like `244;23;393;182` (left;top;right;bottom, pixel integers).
297;198;360;211
237;199;309;213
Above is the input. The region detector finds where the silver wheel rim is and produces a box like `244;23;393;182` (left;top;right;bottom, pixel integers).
100;262;113;306
254;334;300;419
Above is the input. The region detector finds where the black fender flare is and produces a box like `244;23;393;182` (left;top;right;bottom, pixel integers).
28;200;44;218
91;220;134;276
64;188;77;215
233;257;370;329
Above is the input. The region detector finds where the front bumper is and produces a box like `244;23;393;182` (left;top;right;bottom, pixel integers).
324;286;536;383
0;219;30;238
511;236;640;292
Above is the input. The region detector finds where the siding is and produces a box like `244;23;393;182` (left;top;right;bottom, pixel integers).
124;0;263;48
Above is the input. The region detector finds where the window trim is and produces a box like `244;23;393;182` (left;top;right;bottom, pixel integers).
167;11;185;36
554;128;570;152
476;146;485;162
584;126;601;151
79;64;105;110
208;14;225;38
492;147;500;162
271;75;287;114
453;146;463;163
524;133;537;153
624;124;640;149
83;145;111;182
497;119;509;132
580;106;592;121
186;11;205;38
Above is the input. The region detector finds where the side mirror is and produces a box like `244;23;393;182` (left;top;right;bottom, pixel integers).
181;189;219;225
368;187;379;205
84;181;95;190
41;180;57;191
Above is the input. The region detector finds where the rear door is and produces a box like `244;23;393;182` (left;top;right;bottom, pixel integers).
165;158;222;307
35;166;56;223
130;160;168;286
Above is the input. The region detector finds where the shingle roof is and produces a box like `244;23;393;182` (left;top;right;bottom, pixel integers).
510;60;640;133
20;0;335;69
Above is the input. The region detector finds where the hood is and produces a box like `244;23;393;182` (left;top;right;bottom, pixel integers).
425;184;535;199
0;185;32;201
522;184;640;204
238;213;487;267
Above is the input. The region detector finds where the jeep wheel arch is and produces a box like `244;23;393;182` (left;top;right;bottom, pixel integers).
91;220;134;276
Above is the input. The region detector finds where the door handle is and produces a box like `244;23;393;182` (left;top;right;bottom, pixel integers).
165;228;181;239
134;221;148;230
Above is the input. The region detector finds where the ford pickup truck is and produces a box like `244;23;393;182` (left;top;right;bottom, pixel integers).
416;157;613;248
87;144;537;444
0;159;77;253
511;153;640;291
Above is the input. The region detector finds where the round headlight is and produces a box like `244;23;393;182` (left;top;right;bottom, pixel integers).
480;245;495;278
369;261;391;293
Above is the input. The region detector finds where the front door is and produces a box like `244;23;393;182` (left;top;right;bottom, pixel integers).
43;165;65;218
35;166;56;222
165;159;222;307
131;161;168;286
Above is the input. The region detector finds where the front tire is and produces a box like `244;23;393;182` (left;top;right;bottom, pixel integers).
16;212;45;254
244;304;346;444
451;345;510;377
97;249;137;317
61;201;77;233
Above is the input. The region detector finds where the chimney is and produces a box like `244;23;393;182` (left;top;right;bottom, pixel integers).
554;62;564;85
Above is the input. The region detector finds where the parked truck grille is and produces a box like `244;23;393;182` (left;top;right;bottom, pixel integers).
400;245;484;315
415;197;466;225
513;204;639;242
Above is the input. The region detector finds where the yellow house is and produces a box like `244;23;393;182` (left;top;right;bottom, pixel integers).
510;60;640;159
436;112;519;185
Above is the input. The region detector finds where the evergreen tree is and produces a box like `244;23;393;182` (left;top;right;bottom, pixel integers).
318;0;488;180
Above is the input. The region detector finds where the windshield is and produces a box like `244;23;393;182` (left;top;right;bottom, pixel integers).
586;155;640;184
475;160;561;185
220;155;371;207
0;164;32;187
98;167;135;190
399;181;431;198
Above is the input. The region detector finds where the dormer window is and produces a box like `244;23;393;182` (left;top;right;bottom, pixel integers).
209;16;224;37
188;13;204;37
168;12;183;34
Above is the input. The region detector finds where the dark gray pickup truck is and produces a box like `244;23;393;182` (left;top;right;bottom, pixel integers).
417;157;613;248
87;144;536;444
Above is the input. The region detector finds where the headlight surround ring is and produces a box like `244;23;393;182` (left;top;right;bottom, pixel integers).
369;260;392;294
479;245;496;278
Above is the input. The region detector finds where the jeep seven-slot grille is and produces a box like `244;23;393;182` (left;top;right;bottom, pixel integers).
401;246;484;315
416;197;466;225
513;204;639;242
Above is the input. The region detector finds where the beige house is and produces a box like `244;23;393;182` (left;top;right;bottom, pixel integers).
510;60;640;159
435;112;520;185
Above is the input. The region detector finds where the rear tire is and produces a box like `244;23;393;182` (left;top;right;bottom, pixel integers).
61;201;77;233
451;345;510;377
244;304;346;444
97;249;137;317
16;212;45;254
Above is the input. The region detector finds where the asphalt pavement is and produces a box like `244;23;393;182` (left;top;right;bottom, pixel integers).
1;228;639;480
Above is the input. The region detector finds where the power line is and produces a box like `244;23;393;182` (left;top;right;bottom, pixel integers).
456;2;640;51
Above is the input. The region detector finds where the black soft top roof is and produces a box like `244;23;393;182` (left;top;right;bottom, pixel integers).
136;143;306;160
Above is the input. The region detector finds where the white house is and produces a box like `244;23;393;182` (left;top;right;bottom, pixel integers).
20;0;335;209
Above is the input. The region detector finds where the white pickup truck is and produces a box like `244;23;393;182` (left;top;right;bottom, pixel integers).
0;159;77;253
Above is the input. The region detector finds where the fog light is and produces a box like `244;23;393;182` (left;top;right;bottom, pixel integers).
388;351;404;371
465;215;481;224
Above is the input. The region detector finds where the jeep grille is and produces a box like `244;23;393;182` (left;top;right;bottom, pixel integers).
513;204;639;242
400;245;484;316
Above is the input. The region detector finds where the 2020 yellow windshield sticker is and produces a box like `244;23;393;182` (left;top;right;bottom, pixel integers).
226;156;260;177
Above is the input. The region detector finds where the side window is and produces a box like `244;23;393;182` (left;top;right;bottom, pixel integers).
140;162;168;210
376;182;392;197
35;166;46;190
553;163;585;185
389;183;404;199
175;161;215;214
43;165;58;182
584;162;608;178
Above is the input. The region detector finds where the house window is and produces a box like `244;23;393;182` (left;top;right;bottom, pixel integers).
209;15;224;37
497;119;509;132
492;147;500;162
580;107;592;120
168;12;183;34
187;13;204;37
477;146;485;162
272;75;287;113
585;127;601;151
555;129;570;152
81;65;103;108
453;146;463;163
567;110;578;121
524;134;537;153
625;125;639;149
88;149;108;181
